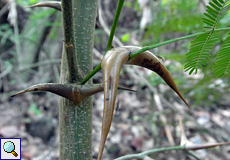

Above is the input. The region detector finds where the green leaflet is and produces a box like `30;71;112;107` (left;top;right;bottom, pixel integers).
213;34;230;77
185;31;220;74
184;0;230;75
202;0;228;30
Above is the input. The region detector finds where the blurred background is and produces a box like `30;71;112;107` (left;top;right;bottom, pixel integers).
1;0;230;159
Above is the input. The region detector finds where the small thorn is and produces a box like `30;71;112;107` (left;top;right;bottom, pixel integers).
27;1;61;11
117;85;137;92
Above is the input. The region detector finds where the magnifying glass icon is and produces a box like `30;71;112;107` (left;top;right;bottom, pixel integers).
3;141;18;157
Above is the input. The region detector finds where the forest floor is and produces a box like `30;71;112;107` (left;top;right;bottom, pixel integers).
1;67;230;160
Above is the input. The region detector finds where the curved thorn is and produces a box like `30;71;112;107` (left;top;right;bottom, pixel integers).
125;46;190;108
179;115;230;151
11;83;76;101
11;83;133;106
99;47;130;160
99;46;189;159
27;1;61;11
179;116;190;146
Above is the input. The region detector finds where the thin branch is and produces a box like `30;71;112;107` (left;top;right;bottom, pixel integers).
0;61;13;78
8;0;22;65
154;93;175;146
81;27;230;84
80;63;101;84
0;2;9;17
115;146;183;160
105;0;124;50
115;114;230;160
19;59;61;71
129;27;230;59
31;12;57;72
80;0;124;85
100;0;124;51
186;150;201;160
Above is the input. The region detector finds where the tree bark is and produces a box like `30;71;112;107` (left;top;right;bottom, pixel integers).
59;0;98;159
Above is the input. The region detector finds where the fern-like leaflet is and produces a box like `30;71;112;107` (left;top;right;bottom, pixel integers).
184;31;220;74
184;0;230;74
213;34;230;77
203;0;225;30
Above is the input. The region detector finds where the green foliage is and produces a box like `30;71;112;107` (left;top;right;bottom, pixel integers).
144;15;203;45
30;9;56;20
134;0;141;11
16;0;38;6
184;31;220;74
121;33;130;42
0;24;14;45
28;0;38;5
213;33;230;77
184;0;230;76
164;53;186;63
29;103;41;115
143;0;202;46
202;0;229;30
124;2;132;8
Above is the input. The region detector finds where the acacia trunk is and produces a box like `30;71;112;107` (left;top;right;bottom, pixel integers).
59;0;98;159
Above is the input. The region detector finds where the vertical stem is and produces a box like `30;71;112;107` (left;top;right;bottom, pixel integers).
59;0;98;160
80;0;125;85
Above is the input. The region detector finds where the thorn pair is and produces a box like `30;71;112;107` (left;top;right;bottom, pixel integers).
98;46;190;160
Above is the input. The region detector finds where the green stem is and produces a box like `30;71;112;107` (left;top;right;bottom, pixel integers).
80;0;124;85
81;27;230;84
105;0;124;52
114;145;184;160
187;151;201;160
81;63;101;85
130;27;230;59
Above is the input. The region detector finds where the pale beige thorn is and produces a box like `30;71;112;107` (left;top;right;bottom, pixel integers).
143;156;155;160
185;142;230;150
27;1;61;11
179;116;230;150
179;115;191;146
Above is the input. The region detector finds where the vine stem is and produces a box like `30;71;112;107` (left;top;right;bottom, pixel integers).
81;26;230;85
80;0;124;85
105;0;124;52
80;63;101;84
130;27;230;59
114;145;184;160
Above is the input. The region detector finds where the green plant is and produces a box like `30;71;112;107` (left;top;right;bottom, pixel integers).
185;0;230;76
11;0;230;159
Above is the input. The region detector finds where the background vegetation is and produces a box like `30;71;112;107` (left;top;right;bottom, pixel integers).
1;0;230;159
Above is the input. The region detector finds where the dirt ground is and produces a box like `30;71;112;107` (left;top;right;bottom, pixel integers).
1;66;230;160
